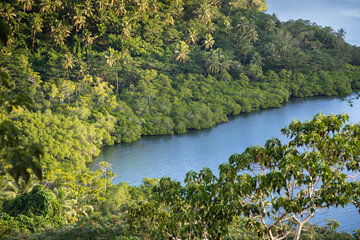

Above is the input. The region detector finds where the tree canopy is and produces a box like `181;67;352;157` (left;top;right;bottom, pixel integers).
129;113;360;240
0;0;360;238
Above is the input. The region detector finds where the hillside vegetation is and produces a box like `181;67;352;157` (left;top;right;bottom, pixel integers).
1;0;360;239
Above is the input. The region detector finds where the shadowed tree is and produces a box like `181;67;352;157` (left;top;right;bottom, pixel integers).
82;30;94;47
51;21;71;46
40;0;62;12
0;24;42;185
73;8;86;35
337;28;346;39
62;52;76;72
82;0;94;18
17;0;33;13
0;3;17;24
31;13;43;47
206;48;231;75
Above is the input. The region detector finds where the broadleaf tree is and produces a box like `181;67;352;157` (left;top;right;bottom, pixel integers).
129;113;360;240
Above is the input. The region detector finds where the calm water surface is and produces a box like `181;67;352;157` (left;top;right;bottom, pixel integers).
92;94;360;232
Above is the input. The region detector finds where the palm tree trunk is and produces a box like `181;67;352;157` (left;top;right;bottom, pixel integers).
243;51;248;65
32;31;36;47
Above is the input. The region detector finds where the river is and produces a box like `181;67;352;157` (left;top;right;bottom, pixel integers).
91;93;360;232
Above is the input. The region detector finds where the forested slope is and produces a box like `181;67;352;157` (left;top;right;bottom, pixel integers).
1;0;360;172
1;0;360;238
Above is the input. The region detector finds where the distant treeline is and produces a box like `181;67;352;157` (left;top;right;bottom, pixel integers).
1;0;360;238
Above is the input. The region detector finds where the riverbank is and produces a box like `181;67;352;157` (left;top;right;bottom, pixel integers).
92;92;360;185
92;93;360;233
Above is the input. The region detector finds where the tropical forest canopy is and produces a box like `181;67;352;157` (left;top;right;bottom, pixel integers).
1;0;360;239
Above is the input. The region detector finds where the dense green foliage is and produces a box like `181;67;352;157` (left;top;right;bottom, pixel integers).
1;0;360;238
1;0;360;176
127;113;360;240
0;186;63;235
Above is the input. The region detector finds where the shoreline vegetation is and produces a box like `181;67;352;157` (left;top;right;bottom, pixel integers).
1;0;360;238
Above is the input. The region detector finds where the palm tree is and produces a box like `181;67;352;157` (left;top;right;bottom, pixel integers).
266;19;276;33
148;0;159;13
228;0;244;16
63;195;93;222
113;0;126;16
51;0;62;11
235;18;254;44
40;0;51;12
0;3;16;24
241;42;253;65
54;189;95;224
97;10;110;35
206;48;231;75
53;187;91;223
206;49;221;75
77;60;90;80
51;20;71;46
121;19;132;40
53;187;71;206
250;52;263;67
187;27;199;45
204;34;215;50
174;0;183;6
105;47;118;67
17;0;33;12
206;21;216;34
82;0;94;18
197;4;212;24
40;0;62;12
32;13;43;47
16;177;39;194
337;28;346;39
82;30;95;47
73;8;86;35
62;52;75;71
174;41;190;62
96;0;108;10
135;0;149;13
0;175;18;199
209;0;221;8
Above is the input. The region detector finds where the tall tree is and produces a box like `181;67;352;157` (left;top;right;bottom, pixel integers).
51;21;71;46
105;47;118;67
40;0;62;12
73;8;86;35
17;0;33;13
206;48;231;75
0;3;17;24
174;41;190;62
337;28;346;39
82;0;94;18
187;27;199;45
204;34;215;50
224;113;360;240
31;13;43;47
62;52;76;72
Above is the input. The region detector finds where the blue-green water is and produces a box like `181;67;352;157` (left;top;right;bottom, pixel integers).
92;94;360;232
